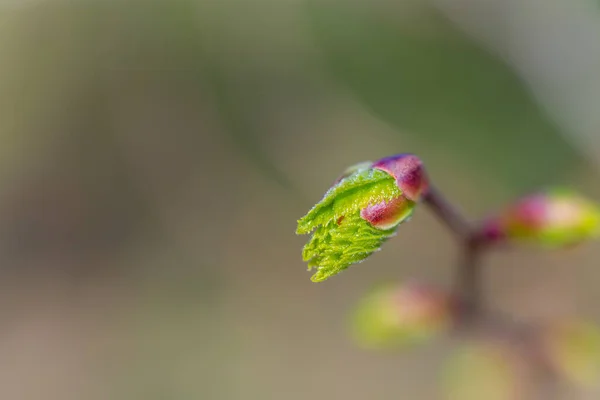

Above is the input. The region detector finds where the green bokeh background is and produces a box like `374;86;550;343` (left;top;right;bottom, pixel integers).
0;1;599;399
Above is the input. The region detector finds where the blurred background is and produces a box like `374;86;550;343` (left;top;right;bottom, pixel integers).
0;0;600;398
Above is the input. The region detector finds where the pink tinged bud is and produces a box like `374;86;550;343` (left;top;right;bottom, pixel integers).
480;195;547;242
372;153;429;201
351;282;456;349
360;196;414;230
483;189;600;246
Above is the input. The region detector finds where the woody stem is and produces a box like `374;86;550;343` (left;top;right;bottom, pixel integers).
423;186;471;240
423;186;482;318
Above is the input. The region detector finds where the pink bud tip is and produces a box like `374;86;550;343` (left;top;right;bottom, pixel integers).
372;154;429;201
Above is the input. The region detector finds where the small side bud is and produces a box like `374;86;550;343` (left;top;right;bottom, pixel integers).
481;188;600;247
540;319;600;387
351;282;456;349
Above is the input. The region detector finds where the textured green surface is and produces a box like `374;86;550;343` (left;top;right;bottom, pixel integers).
297;168;411;282
297;168;400;234
302;214;400;282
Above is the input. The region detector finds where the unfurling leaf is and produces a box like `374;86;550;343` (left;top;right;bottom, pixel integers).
297;154;428;282
296;167;402;235
481;188;600;247
351;282;455;349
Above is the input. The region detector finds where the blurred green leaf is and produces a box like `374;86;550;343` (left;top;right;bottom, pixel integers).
118;0;294;188
2;0;292;189
306;2;582;193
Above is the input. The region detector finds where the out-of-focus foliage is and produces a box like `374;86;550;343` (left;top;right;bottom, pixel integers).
351;282;454;349
306;1;582;194
541;319;600;387
0;1;599;399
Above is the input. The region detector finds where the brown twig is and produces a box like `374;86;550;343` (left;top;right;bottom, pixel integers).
459;240;483;319
422;186;471;241
423;185;562;397
423;186;483;318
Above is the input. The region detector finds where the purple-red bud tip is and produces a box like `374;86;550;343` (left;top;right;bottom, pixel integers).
372;154;429;201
